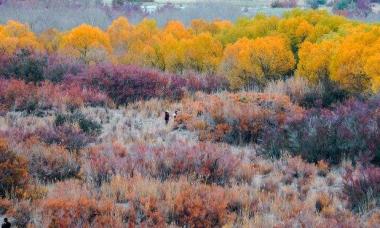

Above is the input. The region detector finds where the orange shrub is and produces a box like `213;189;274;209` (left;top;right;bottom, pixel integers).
38;196;123;228
173;184;230;227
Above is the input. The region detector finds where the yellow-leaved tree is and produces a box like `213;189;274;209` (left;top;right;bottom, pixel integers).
329;28;380;93
59;24;112;64
297;40;335;84
220;36;295;89
120;19;158;67
217;15;279;46
107;17;133;55
153;33;185;73
364;39;380;92
218;38;257;89
182;33;223;74
39;28;62;54
163;21;191;39
121;40;157;67
0;32;17;55
278;17;314;53
0;20;42;54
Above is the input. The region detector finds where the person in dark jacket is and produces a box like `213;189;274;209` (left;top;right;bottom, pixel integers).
2;218;11;228
164;111;170;125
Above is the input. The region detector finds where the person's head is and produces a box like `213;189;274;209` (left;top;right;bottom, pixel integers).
4;218;7;222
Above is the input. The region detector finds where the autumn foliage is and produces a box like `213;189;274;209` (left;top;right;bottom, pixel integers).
0;10;379;92
1;8;380;228
220;36;295;89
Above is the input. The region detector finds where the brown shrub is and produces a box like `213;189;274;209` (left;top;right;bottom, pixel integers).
0;138;29;198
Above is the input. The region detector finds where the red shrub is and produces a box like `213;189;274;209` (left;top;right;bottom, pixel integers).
264;97;380;163
0;198;11;214
184;72;228;94
30;180;124;227
127;196;166;227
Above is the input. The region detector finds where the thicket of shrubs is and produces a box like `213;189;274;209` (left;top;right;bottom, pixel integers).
177;92;380;166
264;96;380;164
